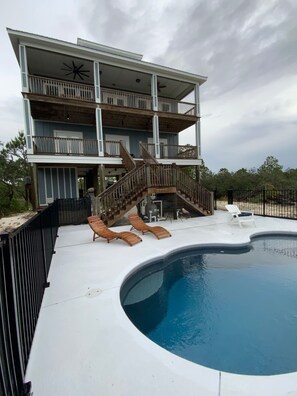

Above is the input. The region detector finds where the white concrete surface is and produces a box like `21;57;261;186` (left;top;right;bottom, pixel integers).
25;211;297;396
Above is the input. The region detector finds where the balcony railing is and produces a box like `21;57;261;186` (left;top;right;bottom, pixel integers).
33;136;121;157
101;87;153;111
158;98;196;116
143;143;198;159
29;75;95;101
33;136;98;156
32;136;198;160
28;76;197;116
103;140;121;157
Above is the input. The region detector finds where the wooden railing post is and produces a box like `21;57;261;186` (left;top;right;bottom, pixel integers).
172;163;177;187
146;164;151;188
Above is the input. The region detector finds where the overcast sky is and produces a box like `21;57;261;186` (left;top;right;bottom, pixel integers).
1;0;296;172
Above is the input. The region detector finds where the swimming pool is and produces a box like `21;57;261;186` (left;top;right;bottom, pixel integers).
121;234;297;376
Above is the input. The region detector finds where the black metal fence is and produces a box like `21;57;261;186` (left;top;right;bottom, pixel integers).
58;197;91;226
227;189;297;219
0;201;59;396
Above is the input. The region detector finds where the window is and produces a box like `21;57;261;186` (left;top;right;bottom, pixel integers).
161;103;170;112
138;100;147;109
159;101;171;112
54;131;83;155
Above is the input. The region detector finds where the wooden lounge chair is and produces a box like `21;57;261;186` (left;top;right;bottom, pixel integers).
87;216;142;246
128;214;172;239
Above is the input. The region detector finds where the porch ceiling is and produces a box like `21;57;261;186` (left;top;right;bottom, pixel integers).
101;108;197;132
26;47;195;100
30;100;96;125
29;100;197;132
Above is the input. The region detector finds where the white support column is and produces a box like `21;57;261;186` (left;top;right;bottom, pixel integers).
195;119;201;159
23;99;33;154
194;84;200;117
93;61;101;103
153;114;160;159
151;74;158;111
95;108;104;156
194;84;201;158
19;45;29;93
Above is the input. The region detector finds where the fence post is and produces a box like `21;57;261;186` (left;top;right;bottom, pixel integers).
263;189;266;216
210;191;214;214
214;189;217;210
227;190;233;204
38;210;50;288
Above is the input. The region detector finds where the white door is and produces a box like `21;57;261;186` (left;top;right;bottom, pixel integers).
148;137;168;158
105;134;130;156
54;130;83;155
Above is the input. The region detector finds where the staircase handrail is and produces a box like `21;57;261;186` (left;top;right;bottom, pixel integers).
120;141;136;171
149;164;175;187
176;167;213;214
95;164;147;222
139;142;158;164
95;162;213;223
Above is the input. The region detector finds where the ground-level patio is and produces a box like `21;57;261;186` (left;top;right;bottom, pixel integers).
25;211;297;396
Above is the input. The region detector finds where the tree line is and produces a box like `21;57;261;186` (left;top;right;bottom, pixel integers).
0;131;31;216
195;156;297;198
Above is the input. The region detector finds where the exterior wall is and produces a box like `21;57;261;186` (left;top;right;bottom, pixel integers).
34;121;96;139
37;167;77;205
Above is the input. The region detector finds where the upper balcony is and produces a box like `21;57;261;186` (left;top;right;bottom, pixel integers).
28;75;197;117
11;36;204;133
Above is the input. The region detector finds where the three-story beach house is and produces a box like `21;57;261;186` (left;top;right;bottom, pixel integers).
8;28;213;224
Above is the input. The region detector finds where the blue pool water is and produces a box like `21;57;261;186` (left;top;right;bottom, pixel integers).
121;235;297;375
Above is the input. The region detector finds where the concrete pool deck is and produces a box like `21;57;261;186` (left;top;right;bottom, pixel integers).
25;211;297;396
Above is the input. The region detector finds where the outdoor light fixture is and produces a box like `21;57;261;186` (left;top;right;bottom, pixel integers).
136;78;141;83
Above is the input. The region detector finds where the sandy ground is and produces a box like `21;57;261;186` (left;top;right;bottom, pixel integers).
0;212;37;233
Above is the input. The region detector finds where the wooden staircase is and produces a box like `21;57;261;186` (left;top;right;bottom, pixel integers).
95;142;213;226
175;167;213;216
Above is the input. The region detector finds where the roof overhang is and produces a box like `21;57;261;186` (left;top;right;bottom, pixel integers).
7;28;207;87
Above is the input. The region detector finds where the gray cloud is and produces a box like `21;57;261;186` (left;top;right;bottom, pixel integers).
203;117;297;172
1;0;296;173
0;96;24;142
152;0;297;98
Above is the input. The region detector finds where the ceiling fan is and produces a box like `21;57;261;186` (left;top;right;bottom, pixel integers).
148;81;167;92
61;61;90;80
157;81;167;92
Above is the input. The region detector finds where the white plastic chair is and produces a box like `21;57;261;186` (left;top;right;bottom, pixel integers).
225;205;256;228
